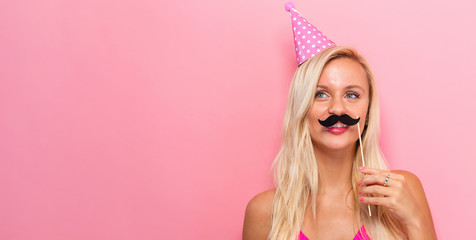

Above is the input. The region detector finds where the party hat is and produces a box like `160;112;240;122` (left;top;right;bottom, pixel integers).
284;2;336;66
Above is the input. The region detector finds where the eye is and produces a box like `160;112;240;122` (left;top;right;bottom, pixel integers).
346;92;360;99
315;91;328;98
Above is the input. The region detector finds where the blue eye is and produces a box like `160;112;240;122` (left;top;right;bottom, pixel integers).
315;91;360;99
346;92;360;99
315;91;327;98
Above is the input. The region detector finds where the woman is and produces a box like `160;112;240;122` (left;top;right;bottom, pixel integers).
242;4;438;236
242;44;437;240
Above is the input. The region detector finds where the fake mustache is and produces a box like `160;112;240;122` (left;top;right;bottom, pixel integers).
318;114;360;127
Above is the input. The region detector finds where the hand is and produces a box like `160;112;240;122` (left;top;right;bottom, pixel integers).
357;167;422;226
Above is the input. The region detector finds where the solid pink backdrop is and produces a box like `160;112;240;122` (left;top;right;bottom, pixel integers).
1;0;475;239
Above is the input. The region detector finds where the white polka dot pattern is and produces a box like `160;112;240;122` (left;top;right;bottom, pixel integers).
285;2;336;66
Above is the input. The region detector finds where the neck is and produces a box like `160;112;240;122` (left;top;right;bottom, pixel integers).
313;143;356;196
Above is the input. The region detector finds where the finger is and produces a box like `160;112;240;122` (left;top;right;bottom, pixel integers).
359;173;391;187
359;167;404;182
358;166;389;176
359;185;392;197
359;196;390;207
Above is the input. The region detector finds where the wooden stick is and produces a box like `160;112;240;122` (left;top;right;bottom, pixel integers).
357;116;372;217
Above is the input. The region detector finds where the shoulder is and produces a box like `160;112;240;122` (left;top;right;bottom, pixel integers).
390;169;436;222
390;170;431;213
390;170;424;191
243;188;276;240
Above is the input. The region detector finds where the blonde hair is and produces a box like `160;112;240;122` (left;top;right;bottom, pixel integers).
269;46;408;240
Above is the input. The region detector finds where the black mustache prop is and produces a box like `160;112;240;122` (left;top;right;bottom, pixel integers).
318;114;360;127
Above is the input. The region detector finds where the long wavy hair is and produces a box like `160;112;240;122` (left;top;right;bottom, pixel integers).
268;46;408;240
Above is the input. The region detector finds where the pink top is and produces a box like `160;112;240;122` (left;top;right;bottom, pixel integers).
299;224;370;240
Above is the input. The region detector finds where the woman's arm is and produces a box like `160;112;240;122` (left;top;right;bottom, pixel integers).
358;168;437;240
396;171;438;240
242;189;275;240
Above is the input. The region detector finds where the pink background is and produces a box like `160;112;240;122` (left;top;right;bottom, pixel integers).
1;0;475;239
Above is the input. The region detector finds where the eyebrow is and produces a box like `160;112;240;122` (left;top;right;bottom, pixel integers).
316;85;365;92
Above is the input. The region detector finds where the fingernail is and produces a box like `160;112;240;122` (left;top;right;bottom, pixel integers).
359;166;365;171
358;181;361;186
358;190;362;195
360;197;364;201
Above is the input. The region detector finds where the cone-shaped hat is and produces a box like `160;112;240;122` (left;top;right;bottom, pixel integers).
285;2;336;66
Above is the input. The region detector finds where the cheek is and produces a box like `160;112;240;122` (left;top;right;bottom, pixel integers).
308;109;328;132
307;113;317;127
308;106;325;123
356;100;369;117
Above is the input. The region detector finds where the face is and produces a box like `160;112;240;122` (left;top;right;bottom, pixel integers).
307;57;370;151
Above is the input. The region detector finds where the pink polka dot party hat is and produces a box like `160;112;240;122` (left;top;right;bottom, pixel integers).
284;1;336;66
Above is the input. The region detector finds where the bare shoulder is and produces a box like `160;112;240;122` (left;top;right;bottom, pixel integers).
242;188;276;240
390;170;427;199
390;170;435;222
390;170;425;192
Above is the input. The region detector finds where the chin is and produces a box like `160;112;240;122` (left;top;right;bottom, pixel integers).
323;143;350;151
319;139;355;151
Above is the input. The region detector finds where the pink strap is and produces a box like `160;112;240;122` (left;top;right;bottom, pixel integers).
299;225;370;240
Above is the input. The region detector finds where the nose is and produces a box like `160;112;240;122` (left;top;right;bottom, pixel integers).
328;97;347;116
